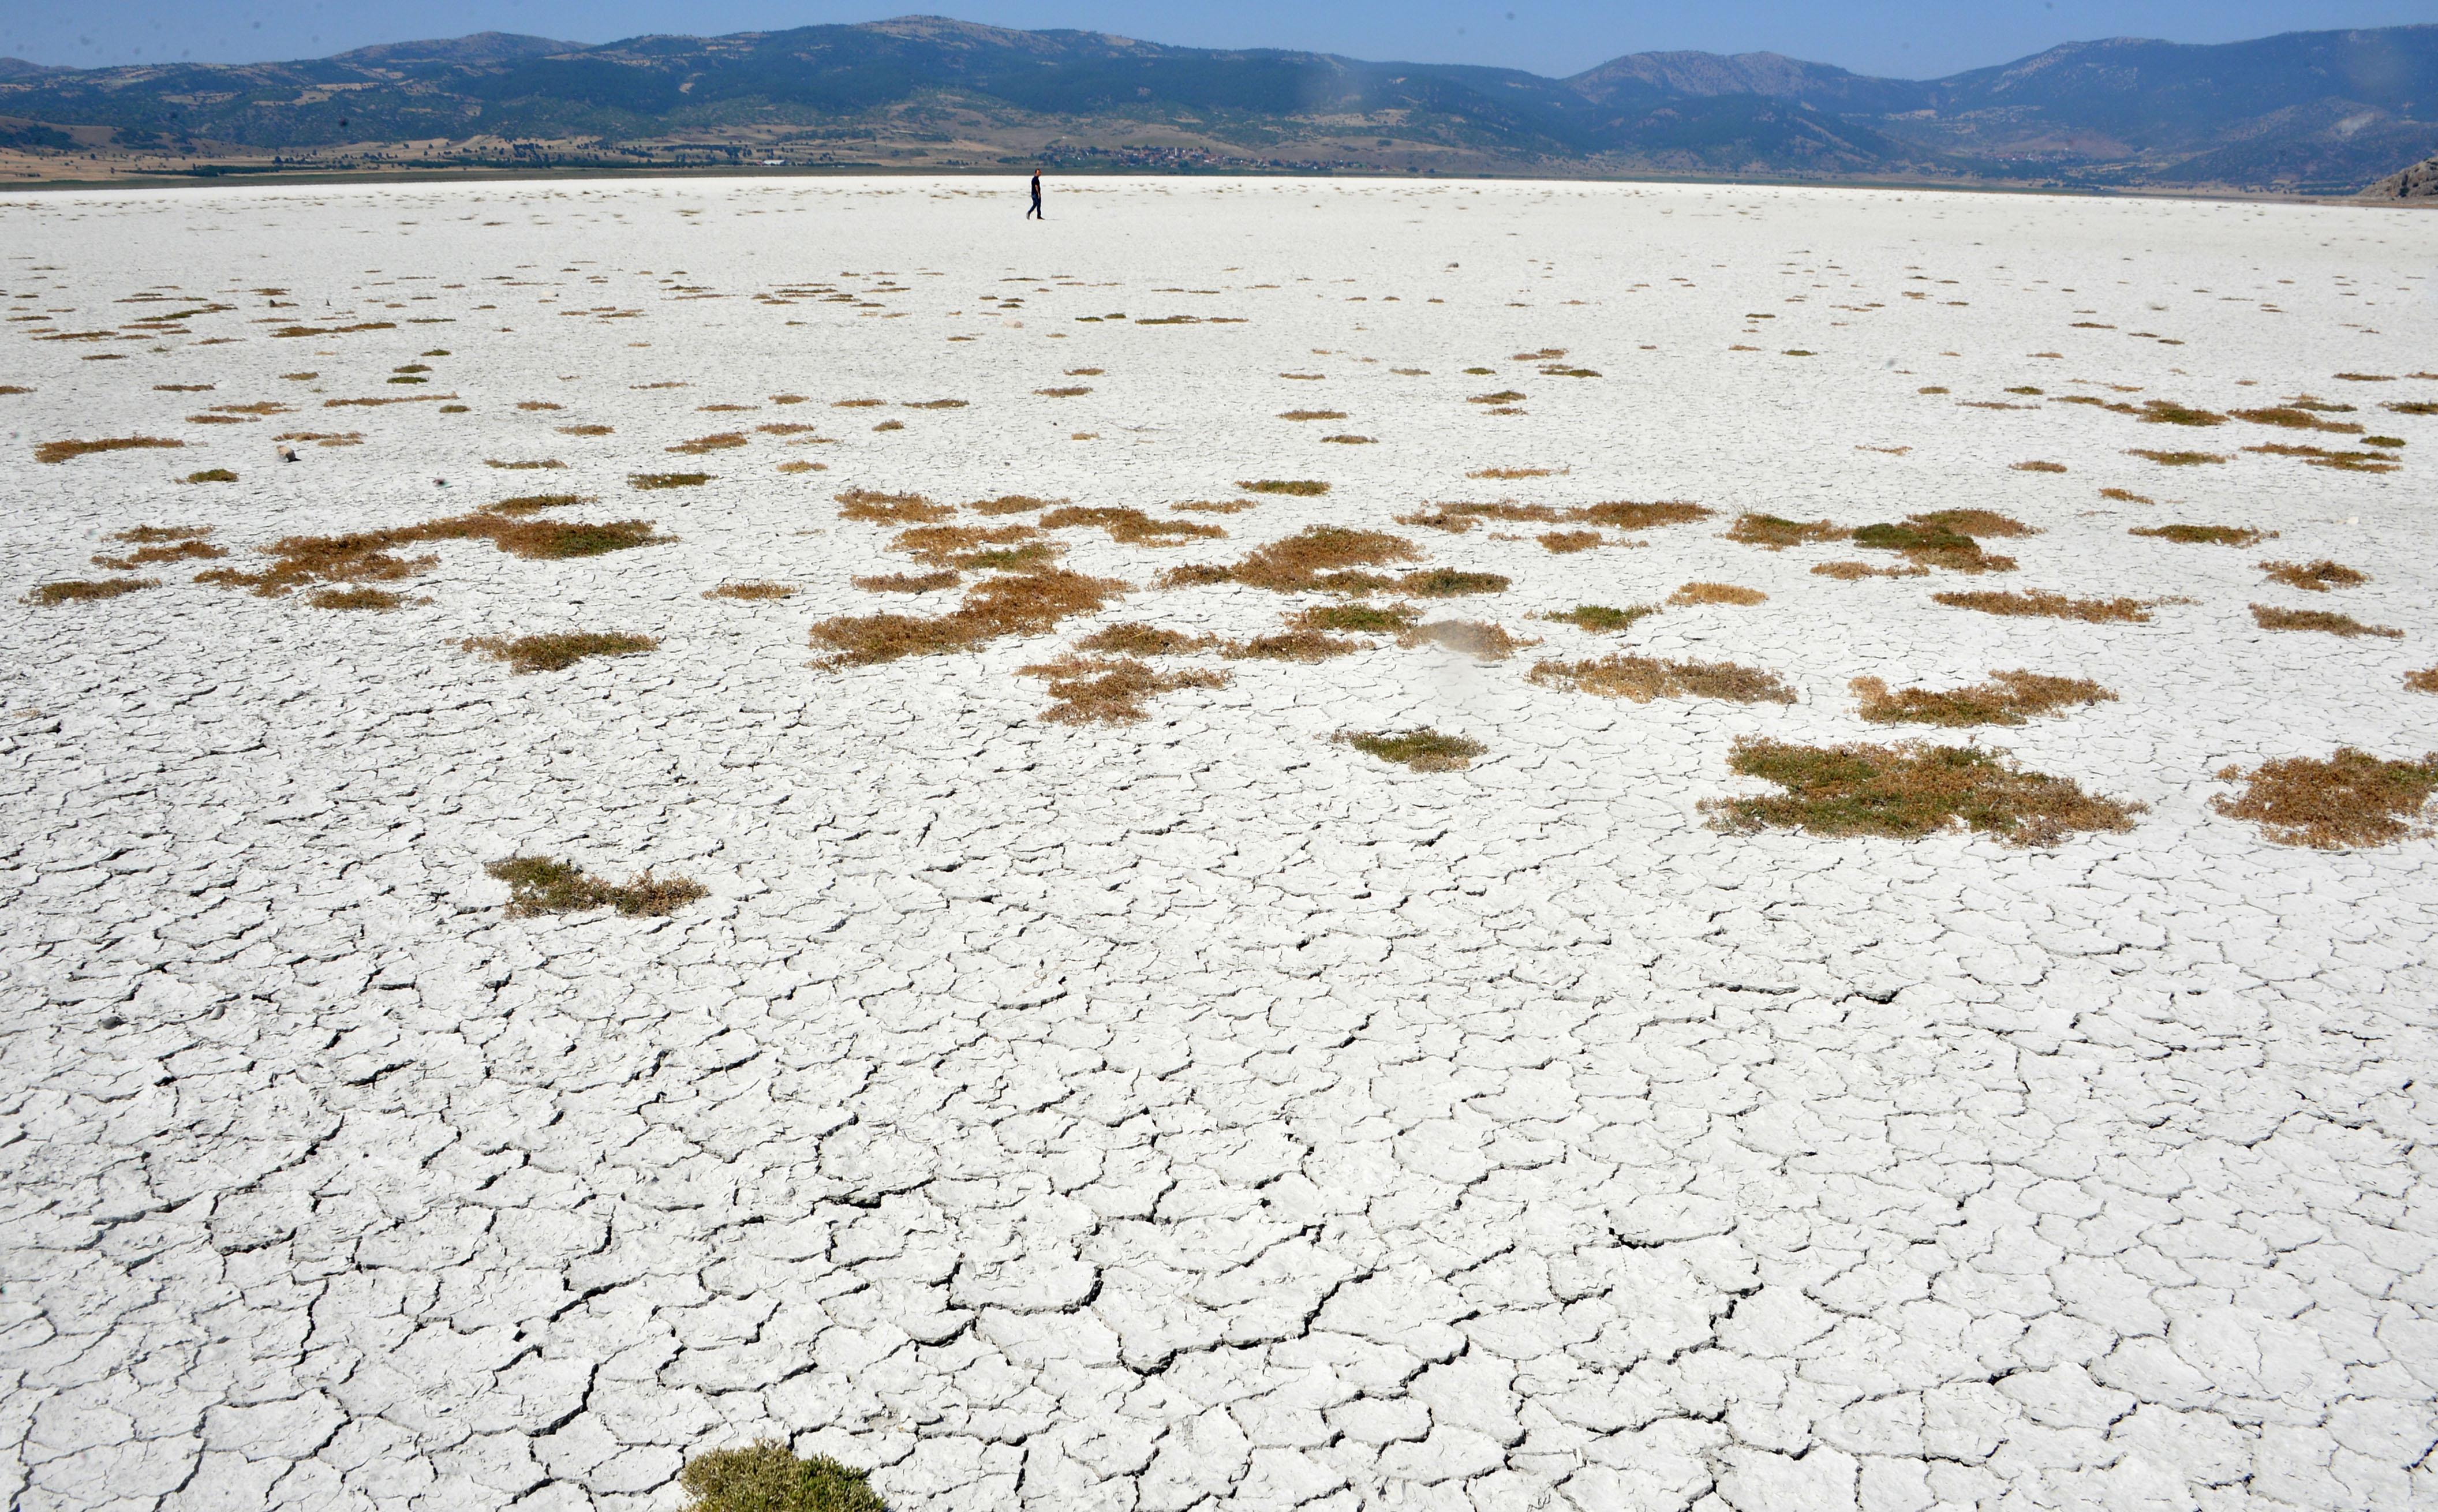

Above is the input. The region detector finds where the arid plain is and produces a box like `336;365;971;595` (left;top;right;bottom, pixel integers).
3;175;2436;1512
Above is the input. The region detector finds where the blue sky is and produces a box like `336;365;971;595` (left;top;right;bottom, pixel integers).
10;1;2437;79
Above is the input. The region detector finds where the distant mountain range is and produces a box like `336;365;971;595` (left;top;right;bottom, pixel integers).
3;16;2436;193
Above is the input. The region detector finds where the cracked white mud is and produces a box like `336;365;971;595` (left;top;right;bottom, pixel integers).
2;177;2436;1512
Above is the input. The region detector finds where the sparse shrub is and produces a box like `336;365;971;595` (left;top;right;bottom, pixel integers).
1278;410;1348;421
2409;668;2438;694
1039;506;1224;546
1572;501;1708;531
1669;582;1766;607
631;472;711;489
668;433;749;454
853;570;961;593
1237;480;1330;496
2259;559;2366;592
1335;727;1484;772
1400;568;1509;597
1078;623;1210;655
837;489;949;523
1538;530;1602;554
2013;461;2067;473
487;855;708;918
1529;653;1792;703
1290;602;1416;634
2250;604;2400;638
1019;654;1227;723
2137;400;2225;427
706;582;795;601
1852;669;2115;727
2212;748;2438;848
1936;589;2159;622
1812;560;1928;580
27;578;156;605
488;494;590;516
2128;449;2227;466
2098;488;2153;504
1226;630;1366;661
1546;604;1656;633
1708;738;2140;847
812;568;1126;667
309;586;402;611
184;469;240;484
463;631;659;673
1219;526;1420;592
36;436;184;464
2130;524;2270;547
1036;386;1092;398
1726;514;1844;549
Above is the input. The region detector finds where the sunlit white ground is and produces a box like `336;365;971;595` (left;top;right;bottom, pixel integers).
2;174;2436;1512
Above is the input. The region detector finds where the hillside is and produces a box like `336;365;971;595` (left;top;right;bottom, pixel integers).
1;16;2434;191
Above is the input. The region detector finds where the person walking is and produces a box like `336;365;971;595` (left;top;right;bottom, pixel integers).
1027;171;1044;220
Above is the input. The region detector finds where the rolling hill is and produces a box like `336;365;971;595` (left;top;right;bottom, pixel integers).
2;16;2433;192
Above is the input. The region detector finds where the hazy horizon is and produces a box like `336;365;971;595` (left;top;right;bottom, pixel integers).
9;0;2438;83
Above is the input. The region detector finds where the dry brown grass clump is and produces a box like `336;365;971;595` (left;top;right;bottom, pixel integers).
2211;749;2438;848
1036;386;1093;398
1470;466;1557;479
1290;602;1418;634
2387;400;2438;417
706;581;796;601
1219;526;1422;592
631;472;711;490
1538;530;1603;554
1078;623;1213;655
904;399;968;410
1334;728;1484;772
487;855;706;917
1237;480;1330;496
1936;589;2159;622
274;431;364;448
2129;449;2227;466
892;525;1056;572
2137;401;2226;427
1670;582;1767;607
1018;655;1227;724
832;398;883;408
2260;559;2367;592
110;524;214;544
1545;603;1657;633
2098;488;2155;504
1320;435;1377;445
1399;501;1561;533
2249;604;2400;638
1173;500;1259;515
488;493;589;516
200;513;668;597
812;567;1125;667
2013;461;2069;474
184;469;240;484
668;433;749;454
855;568;962;594
1852;669;2115;727
2231;406;2363;433
2409;668;2438;694
1812;560;1930;580
968;495;1061;515
1400;568;1510;598
1575;501;1710;531
837;489;951;523
94;533;225;568
552;422;611;436
2246;442;2399;473
1726;514;1845;549
36;436;184;465
1398;619;1528;658
308;586;403;611
1226;630;1367;661
1039;506;1225;546
1853;510;2036;574
463;631;658;673
487;459;567;471
1708;738;2140;847
27;578;156;605
1529;653;1793;703
2131;524;2271;547
1278;410;1348;421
